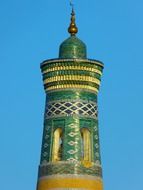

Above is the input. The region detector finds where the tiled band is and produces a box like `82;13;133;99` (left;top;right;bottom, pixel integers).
37;174;103;190
45;100;97;119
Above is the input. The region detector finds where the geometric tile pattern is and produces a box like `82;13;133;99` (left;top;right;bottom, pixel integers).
45;101;97;119
68;132;78;137
68;141;78;146
41;125;51;164
65;120;81;162
41;59;103;93
93;125;101;164
68;149;78;155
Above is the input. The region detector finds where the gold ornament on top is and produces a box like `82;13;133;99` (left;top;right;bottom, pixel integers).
68;7;78;36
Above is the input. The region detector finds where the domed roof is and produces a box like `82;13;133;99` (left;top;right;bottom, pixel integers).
59;8;87;59
59;36;87;59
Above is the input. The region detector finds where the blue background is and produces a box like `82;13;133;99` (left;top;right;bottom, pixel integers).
0;0;143;189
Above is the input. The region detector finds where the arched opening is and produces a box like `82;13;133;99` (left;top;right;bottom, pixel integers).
52;128;63;162
81;128;91;162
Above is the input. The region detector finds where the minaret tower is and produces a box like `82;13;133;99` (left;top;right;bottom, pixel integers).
37;7;104;190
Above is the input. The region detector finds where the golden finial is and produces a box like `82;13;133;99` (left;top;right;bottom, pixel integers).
68;3;78;36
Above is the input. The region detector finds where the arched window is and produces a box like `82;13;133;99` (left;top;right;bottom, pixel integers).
52;128;63;162
81;128;91;161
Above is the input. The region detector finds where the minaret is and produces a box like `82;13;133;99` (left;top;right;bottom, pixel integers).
37;8;104;190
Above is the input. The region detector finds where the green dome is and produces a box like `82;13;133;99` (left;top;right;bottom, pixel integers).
59;36;87;59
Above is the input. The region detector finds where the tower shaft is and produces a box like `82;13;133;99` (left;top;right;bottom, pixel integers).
36;8;104;190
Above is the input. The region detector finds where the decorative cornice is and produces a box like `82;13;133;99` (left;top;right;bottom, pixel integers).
41;58;104;68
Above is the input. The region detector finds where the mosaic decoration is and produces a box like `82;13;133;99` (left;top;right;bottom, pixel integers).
62;118;81;161
93;123;101;164
39;161;102;178
40;124;51;163
59;36;87;59
45;101;97;119
41;59;103;93
46;90;97;104
37;10;104;190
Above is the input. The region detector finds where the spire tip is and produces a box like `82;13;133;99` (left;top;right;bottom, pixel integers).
68;1;78;36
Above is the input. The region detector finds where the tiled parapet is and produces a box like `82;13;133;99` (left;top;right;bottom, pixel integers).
41;58;103;94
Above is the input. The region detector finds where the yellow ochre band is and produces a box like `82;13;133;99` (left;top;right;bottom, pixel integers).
45;84;99;93
43;75;101;85
42;66;102;75
37;177;103;190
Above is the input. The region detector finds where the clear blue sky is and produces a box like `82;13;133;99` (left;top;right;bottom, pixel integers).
0;0;143;190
